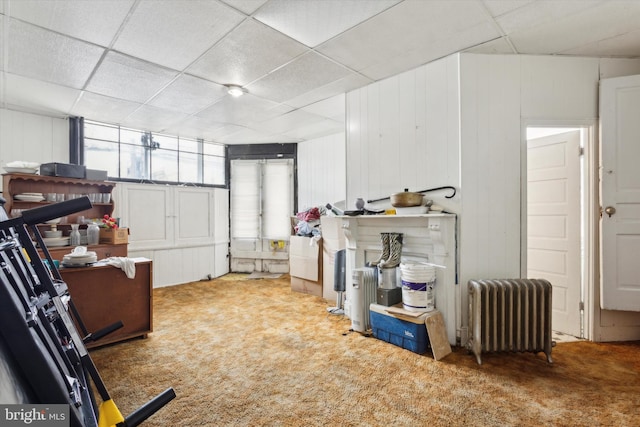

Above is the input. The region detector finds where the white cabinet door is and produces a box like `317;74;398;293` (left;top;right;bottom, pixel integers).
124;184;174;250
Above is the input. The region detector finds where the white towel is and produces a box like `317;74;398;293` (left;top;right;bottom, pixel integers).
102;257;136;279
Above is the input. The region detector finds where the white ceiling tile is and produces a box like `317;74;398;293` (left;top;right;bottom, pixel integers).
71;91;142;125
121;105;189;133
463;37;515;54
509;2;640;54
281;118;344;140
283;73;371;109
254;0;400;47
247;52;352;103
86;51;178;103
7;19;104;88
220;0;269;15
9;0;134;46
162;115;227;140
216;127;285;144
482;0;535;18
300;94;345;121
317;0;496;73
113;0;245;71
205;123;250;141
4;73;80;115
148;74;227;114
495;0;603;35
360;20;499;81
562;29;640;57
251;109;326;135
196;93;289;125
187;18;308;86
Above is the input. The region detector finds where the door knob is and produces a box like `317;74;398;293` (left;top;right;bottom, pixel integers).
604;206;616;217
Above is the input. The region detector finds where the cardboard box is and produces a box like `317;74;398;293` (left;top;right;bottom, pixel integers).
290;276;322;297
320;216;346;301
40;162;86;179
289;236;322;297
99;227;129;244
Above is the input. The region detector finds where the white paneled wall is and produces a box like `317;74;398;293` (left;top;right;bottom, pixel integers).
346;55;461;213
297;132;346;211
0;109;68;191
340;53;640;343
459;54;523;285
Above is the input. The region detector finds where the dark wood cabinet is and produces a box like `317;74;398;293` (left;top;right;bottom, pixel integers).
60;260;153;349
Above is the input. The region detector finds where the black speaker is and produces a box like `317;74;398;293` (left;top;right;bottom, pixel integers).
334;249;346;292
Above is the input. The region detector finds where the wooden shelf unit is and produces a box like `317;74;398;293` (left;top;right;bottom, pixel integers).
2;172;116;224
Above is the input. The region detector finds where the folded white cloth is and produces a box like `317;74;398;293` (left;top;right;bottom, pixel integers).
101;257;136;279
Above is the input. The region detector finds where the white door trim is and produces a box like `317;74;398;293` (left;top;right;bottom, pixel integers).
521;119;597;340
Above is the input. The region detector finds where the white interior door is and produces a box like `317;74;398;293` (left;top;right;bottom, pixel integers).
600;74;640;311
527;131;582;337
230;159;293;273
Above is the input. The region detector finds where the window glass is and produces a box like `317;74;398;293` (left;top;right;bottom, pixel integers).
84;139;119;177
179;151;199;183
120;144;149;179
153;134;178;151
203;155;225;185
85;122;118;141
152;148;178;182
121;128;145;146
180;138;199;153
82;120;226;187
203;142;224;156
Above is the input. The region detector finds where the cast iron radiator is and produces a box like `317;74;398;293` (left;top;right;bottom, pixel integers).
467;279;554;365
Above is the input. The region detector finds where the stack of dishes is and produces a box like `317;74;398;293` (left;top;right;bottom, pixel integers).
41;236;70;247
62;251;97;267
3;161;40;174
14;192;45;202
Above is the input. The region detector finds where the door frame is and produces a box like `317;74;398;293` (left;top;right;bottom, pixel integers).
520;119;598;341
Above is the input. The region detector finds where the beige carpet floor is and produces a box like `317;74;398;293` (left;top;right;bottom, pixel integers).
90;275;640;426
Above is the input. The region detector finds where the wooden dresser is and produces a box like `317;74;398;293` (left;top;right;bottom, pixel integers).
60;259;153;349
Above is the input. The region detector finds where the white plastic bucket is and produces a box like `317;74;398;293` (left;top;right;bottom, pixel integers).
399;262;436;283
401;279;435;312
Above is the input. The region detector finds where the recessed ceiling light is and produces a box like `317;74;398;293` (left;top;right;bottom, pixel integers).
226;85;245;97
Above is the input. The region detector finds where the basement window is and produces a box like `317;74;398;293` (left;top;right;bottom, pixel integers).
82;120;226;187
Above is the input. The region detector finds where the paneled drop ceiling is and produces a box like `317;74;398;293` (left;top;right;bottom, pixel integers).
2;0;640;144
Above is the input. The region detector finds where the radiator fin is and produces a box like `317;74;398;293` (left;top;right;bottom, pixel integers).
351;267;378;333
468;279;553;365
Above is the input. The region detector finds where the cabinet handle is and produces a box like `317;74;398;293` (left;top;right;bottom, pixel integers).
105;252;111;257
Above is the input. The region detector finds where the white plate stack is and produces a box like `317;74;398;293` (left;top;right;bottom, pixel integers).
14;192;45;202
62;251;97;267
41;237;70;247
399;262;437;312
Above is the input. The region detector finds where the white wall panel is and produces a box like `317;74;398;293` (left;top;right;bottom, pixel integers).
459;54;522;287
520;56;600;120
346;55;460;211
599;58;640;79
297;132;346;210
0;109;67;191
